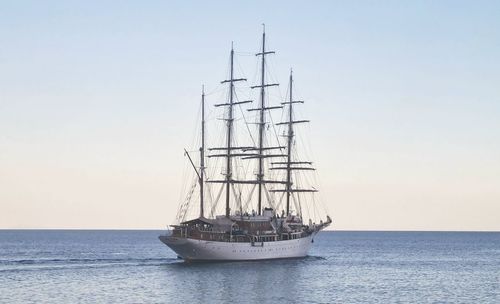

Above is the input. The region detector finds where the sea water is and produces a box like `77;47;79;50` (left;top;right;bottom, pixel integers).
0;230;498;303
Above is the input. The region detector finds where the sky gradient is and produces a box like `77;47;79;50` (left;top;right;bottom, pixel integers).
1;1;499;230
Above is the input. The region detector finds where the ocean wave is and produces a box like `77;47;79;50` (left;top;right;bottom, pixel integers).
0;257;180;273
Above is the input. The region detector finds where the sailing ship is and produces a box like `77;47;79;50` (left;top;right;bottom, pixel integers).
159;27;331;261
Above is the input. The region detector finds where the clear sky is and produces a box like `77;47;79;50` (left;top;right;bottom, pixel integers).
1;1;499;230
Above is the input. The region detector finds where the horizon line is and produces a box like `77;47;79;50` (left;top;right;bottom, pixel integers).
1;228;498;233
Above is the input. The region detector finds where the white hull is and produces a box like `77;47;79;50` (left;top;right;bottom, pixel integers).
159;233;317;261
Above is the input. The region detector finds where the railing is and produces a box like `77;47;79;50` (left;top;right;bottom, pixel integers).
171;226;312;243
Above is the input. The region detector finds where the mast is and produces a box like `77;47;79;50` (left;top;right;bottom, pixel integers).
286;71;293;215
257;27;266;216
270;71;316;214
206;44;250;217
252;25;278;215
225;45;235;217
199;86;205;218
